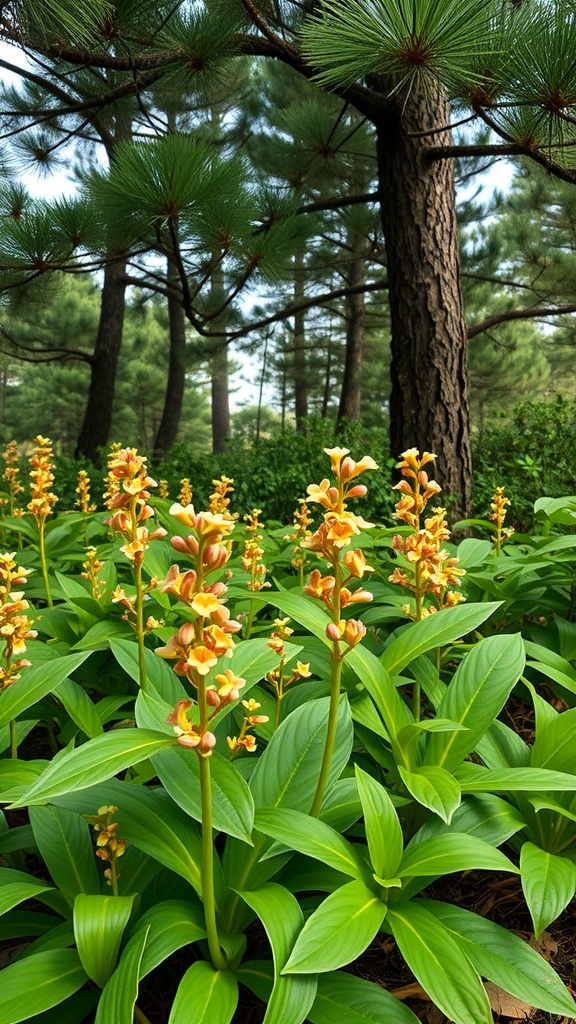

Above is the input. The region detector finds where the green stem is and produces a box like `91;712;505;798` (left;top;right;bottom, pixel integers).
310;641;342;817
133;561;147;693
244;599;256;640
134;1006;153;1024
38;518;52;607
110;860;119;897
9;719;17;759
199;751;226;970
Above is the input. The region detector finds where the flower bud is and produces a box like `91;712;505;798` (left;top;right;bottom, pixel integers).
177;622;195;646
326;622;343;642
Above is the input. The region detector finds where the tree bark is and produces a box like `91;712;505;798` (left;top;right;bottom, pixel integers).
211;341;230;454
376;82;472;517
293;250;308;430
75;257;127;463
337;248;366;423
153;257;187;459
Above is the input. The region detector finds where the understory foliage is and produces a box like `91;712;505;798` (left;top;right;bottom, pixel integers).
1;438;576;1024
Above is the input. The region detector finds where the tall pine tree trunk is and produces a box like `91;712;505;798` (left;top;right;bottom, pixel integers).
211;342;230;453
153;256;187;459
293;250;308;430
75;257;127;462
376;82;472;517
337;246;366;423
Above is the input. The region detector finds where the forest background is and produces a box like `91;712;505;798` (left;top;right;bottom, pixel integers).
1;0;576;524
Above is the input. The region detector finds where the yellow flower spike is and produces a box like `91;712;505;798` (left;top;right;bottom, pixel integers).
178;478;193;506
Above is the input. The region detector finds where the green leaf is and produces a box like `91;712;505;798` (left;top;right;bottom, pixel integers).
29;805;100;905
381;603;501;676
0;761;45;804
386;902;492;1024
151;746;255;845
94;927;148;1024
424;634;525;772
0;949;87;1024
73;894;134;988
230;589;331;647
0;878;54;916
456;764;576;792
531;706;576;773
355;766;403;880
398;765;461;824
11;729;176;807
131;900;206;978
0;653;89;729
346;644;411;751
520;843;576;939
237;883;317;1024
283;879;387;974
54;678;103;738
110;638;185;704
426;900;576;1017
414;793;525;848
168;961;238;1024
254;808;370;882
398;833;519;878
309;971;420;1024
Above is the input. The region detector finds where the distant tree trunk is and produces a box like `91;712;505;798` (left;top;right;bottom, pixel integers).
211;342;230;453
337;248;366;423
321;335;332;418
153;257;187;459
376;81;472;517
75;258;127;462
293;251;308;430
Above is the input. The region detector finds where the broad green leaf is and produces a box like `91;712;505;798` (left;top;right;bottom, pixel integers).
168;961;238;1024
11;729;176;807
426;900;576;1017
531;706;576;773
283;879;387;974
520;843;576;939
72;619;133;652
413;794;525;847
319;777;362;832
29;805;100;905
455;538;492;568
398;765;461;824
221;696;352;928
53;781;204;898
309;971;420;1024
53;678;103;738
94;927;148;1024
346;644;410;750
381;603;501;676
151;746;255;845
0;949;87;1024
229;589;330;646
238;883;317;1024
0;761;45;804
386;902;492;1024
74;894;134;988
529;794;576;825
0;880;54;916
424;634;525;772
110;638;185;704
355;766;403;879
131;900;206;978
0;653;89;729
456;764;576;792
254;808;370;882
399;833;519;879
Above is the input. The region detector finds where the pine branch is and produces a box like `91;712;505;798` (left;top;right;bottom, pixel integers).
0;323;94;363
468;303;576;338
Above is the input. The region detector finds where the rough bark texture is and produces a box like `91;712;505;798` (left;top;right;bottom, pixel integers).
376;83;472;518
338;248;366;422
293;251;308;430
75;257;127;463
153;258;187;459
211;341;230;454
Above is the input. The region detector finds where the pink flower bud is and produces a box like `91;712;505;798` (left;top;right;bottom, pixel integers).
199;731;217;755
206;687;220;707
346;484;367;498
326;622;342;642
177;622;195;646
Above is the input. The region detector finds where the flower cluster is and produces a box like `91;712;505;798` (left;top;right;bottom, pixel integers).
102;443;122;505
158;502;248;756
0;552;36;693
284;499;313;581
178;478;193;506
209;476;236;520
27;435;58;525
104;447;167;564
490;486;513;555
227;697;269;757
303;447;378;650
2;441;24;517
242;509;270;592
158;479;169;499
76;470;96;514
81;546;107;601
85;805;126;889
266;618;311;726
388;449;465;619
